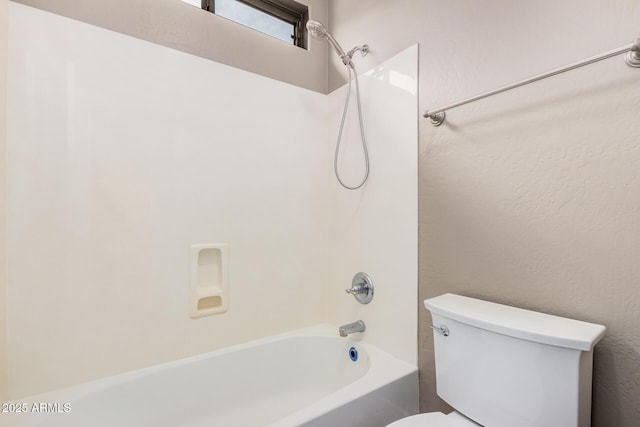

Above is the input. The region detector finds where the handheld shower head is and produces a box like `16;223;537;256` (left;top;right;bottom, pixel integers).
306;19;350;65
306;19;328;39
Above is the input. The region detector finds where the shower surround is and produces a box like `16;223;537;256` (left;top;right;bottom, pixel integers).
5;2;417;401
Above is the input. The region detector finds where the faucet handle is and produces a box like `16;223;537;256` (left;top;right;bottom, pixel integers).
345;272;374;304
345;283;365;295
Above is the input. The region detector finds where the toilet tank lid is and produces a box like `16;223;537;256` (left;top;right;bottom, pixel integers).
424;294;606;351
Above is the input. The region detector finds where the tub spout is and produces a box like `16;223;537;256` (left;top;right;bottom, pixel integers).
339;320;366;337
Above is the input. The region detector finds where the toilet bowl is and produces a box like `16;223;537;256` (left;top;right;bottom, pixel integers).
388;411;477;426
388;293;606;427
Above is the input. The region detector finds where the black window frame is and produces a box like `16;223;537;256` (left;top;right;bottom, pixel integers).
202;0;309;49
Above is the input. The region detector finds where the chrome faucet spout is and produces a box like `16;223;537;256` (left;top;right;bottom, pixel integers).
339;320;366;337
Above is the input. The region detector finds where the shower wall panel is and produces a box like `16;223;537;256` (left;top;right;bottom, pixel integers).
7;2;330;398
325;45;418;365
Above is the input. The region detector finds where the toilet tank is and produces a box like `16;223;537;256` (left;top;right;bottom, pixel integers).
424;294;606;427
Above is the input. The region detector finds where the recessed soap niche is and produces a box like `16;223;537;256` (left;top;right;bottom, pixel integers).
190;244;229;318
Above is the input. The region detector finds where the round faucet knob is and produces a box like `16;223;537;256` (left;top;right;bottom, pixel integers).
345;272;374;304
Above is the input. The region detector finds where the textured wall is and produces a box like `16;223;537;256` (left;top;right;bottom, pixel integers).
12;0;329;93
329;1;640;425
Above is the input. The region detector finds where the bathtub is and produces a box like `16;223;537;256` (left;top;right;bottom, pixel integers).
3;325;418;427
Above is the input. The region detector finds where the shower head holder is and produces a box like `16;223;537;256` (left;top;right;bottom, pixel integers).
340;45;369;66
347;44;369;59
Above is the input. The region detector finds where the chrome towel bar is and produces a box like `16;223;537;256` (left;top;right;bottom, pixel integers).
424;37;640;126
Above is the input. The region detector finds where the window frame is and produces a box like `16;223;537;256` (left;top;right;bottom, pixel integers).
201;0;309;48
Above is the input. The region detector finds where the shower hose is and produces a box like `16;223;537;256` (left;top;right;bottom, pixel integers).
334;62;369;190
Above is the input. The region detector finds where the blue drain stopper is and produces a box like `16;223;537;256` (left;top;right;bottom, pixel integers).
348;347;358;362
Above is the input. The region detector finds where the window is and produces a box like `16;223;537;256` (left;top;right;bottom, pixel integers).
192;0;309;49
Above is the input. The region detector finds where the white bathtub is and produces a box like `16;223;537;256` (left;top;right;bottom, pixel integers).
3;325;418;427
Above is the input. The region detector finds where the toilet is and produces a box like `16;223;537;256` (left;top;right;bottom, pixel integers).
390;293;606;427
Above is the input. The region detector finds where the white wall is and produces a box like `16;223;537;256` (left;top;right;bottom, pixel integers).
7;3;330;398
6;3;417;399
326;45;418;364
